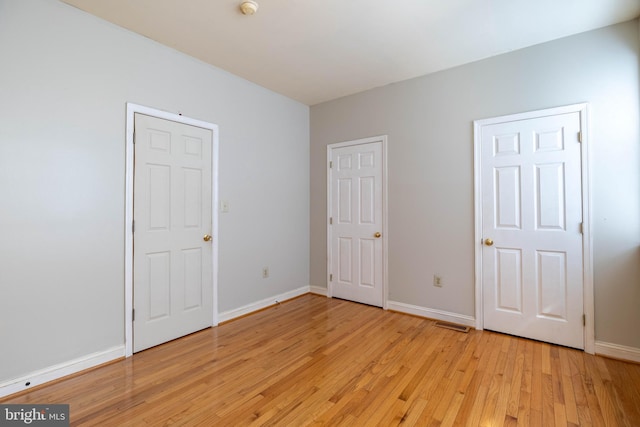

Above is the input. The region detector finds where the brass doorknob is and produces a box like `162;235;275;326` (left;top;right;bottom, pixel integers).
203;234;212;242
374;232;382;238
484;238;494;246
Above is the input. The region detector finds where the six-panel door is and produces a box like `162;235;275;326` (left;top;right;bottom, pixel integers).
481;112;584;349
133;113;213;352
329;141;383;307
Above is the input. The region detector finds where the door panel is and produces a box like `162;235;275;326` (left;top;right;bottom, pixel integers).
184;168;203;228
537;250;567;319
360;239;375;287
339;237;353;283
536;163;565;229
495;166;521;229
148;164;171;230
338;179;352;222
481;111;584;349
496;248;522;313
134;113;213;352
329;140;384;307
183;248;203;310
148;251;170;319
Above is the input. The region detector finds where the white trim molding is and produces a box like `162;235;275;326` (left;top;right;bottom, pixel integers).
595;341;640;364
125;103;220;357
387;301;476;328
218;286;310;323
309;286;328;296
0;346;124;399
473;103;594;354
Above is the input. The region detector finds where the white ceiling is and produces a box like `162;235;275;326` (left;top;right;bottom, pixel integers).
61;0;640;105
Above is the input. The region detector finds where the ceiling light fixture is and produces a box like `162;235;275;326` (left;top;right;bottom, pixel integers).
239;1;259;15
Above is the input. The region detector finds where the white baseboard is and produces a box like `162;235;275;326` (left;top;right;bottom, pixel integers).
595;341;640;363
0;345;125;399
218;286;310;323
387;301;476;327
309;285;327;296
1;288;312;399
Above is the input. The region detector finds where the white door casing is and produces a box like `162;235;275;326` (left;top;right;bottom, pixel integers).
474;104;593;352
125;104;219;356
327;136;388;308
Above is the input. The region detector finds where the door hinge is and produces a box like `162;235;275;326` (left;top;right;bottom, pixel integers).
329;217;333;225
579;222;583;234
583;314;586;326
329;274;333;282
329;161;333;169
578;131;583;143
132;220;135;233
132;309;135;322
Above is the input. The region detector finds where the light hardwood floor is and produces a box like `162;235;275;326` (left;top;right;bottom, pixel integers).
3;294;639;426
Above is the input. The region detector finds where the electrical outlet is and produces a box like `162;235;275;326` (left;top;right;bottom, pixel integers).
433;275;443;287
262;267;269;278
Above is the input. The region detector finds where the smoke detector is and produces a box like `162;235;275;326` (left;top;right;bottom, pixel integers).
240;1;259;15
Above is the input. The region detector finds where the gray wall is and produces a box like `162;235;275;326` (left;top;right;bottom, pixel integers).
311;20;640;349
0;0;309;382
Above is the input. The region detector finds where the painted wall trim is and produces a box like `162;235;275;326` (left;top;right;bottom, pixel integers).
0;346;125;399
218;286;310;323
125;102;220;357
0;287;311;399
595;341;640;364
309;286;328;296
387;301;476;327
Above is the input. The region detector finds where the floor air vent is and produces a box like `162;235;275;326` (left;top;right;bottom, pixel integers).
434;321;470;333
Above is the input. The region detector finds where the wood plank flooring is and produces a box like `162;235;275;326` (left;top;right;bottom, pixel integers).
3;294;639;426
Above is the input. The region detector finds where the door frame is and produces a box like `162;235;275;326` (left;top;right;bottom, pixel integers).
326;135;389;309
473;103;594;353
124;103;219;357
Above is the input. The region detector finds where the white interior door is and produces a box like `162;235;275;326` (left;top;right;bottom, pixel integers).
328;138;385;307
478;110;585;349
133;113;213;352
